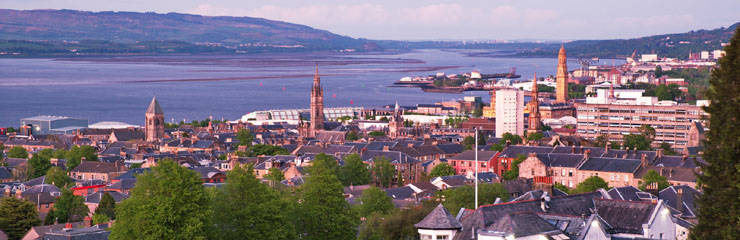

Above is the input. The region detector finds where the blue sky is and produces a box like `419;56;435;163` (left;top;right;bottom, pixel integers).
4;0;740;40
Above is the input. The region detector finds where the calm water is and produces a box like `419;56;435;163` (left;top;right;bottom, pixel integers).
0;50;614;127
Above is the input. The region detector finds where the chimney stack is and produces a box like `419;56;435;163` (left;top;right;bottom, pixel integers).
605;142;610;152
641;154;648;168
676;188;684;214
84;216;93;227
584;149;591;159
656;148;664;158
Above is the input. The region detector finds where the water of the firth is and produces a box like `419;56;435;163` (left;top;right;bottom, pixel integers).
0;49;620;127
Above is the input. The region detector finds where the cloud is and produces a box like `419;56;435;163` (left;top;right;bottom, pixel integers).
615;14;696;28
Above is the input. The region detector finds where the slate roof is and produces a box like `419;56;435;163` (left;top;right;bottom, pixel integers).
653;155;706;168
113;168;151;180
146;96;164;114
538;153;585;168
499;146;554;158
360;150;420;164
437;143;463;155
415;204;463;230
26;222;86;240
3;158;27;168
593;199;656;235
23;192;56;205
578;158;642;173
659;185;700;218
84;191;129;204
636;166;697;183
607;186;656;202
71;161;122;174
481;212;563;238
364;141;397;151
23;184;61;195
448;150;498;161
107;179;137;191
111;129;145;142
0;167;12;180
191;167;224;179
384;186;417;200
43;226;110;240
24;176;48;186
392;145;446;158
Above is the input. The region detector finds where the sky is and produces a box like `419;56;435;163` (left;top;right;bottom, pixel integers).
4;0;740;41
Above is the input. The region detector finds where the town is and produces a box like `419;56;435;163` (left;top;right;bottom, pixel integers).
0;41;728;240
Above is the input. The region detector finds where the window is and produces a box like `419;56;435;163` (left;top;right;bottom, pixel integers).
569;170;573;177
436;235;449;240
610;174;614;181
569;180;573;188
561;169;565;176
420;234;433;240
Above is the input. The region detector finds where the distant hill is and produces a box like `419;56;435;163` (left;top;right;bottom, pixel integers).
520;22;739;59
0;9;376;55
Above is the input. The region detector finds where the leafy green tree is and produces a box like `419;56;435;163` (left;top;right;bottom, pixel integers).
66;145;97;171
527;132;545;142
572;176;608;194
358;201;437;240
396;171;404;186
501;133;523;145
356;187;395;217
52;149;68;159
265;167;285;187
345;131;360;141
553;182;570;194
92;214;110;225
472;104;483;117
28;153;52;179
243;144;290;157
94;192;116;220
7;146;28;159
638;124;656;140
368;131;386;137
429;163;456;178
490;143;505;152
46;167;73;189
439;183;509;215
502;154;527;180
594;134;609;147
622;134;652;151
297;151;358;240
0;197;41;240
638;170;670;191
49;188;88;223
210;164;296;240
312;153;339;176
236;128;254;146
462;136;475;150
609;141;622;149
372;157;396;188
110;159;211;240
129;162;142;169
691;27;740;240
338;153;371;186
659;142;677;155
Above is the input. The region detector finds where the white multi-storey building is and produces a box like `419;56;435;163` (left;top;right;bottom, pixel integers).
495;88;524;138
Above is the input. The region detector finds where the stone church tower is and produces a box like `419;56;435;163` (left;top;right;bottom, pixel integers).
145;96;164;142
528;73;541;132
306;64;325;138
556;44;569;102
389;102;404;139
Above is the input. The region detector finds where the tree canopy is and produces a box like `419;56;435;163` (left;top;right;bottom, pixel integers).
65;145;97;171
265;167;285;187
94;192;117;220
502;154;527;180
372;156;396;188
46;166;73;189
297;152;358;240
110;159;211;240
439;183;509;215
235;128;254;146
338;153;371;186
356;187;395;217
0;197;41;240
638;170;670;191
572;176;609;194
48;188;88;224
429;163;456;178
501;133;523;145
28;152;52;179
210;164;296;240
691;26;740;240
7;146;28;159
240;144;290;157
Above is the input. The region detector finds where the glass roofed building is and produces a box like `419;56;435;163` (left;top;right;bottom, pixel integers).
238;107;363;125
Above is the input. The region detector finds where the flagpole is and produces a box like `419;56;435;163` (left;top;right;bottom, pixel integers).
475;128;479;209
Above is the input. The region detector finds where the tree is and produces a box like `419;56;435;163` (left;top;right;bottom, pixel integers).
502;154;527;180
659;142;677;156
356;187;395;217
297;151;358;240
472;104;483;117
368;131;386;137
7;146;28;159
527;132;545;142
691;27;740;240
110;159;211;240
338;153;371;186
49;188;88;223
439;183;509;215
243;144;290;157
572;176;608;194
210;164;296;240
265;167;285;187
128;162;142;169
358;201;437;240
92;214;110;225
429;163;455;178
345;131;360;141
622;134;652;150
594;134;609;147
501;133;523;145
66;145;97;171
372;157;396;188
312;153;339;177
46;167;73;189
0;197;41;240
94;192;116;220
490;143;505;152
52;149;68;159
553;182;570;194
462;136;475;150
638;124;656;140
235;128;254;146
638;170;670;191
28;153;52;179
